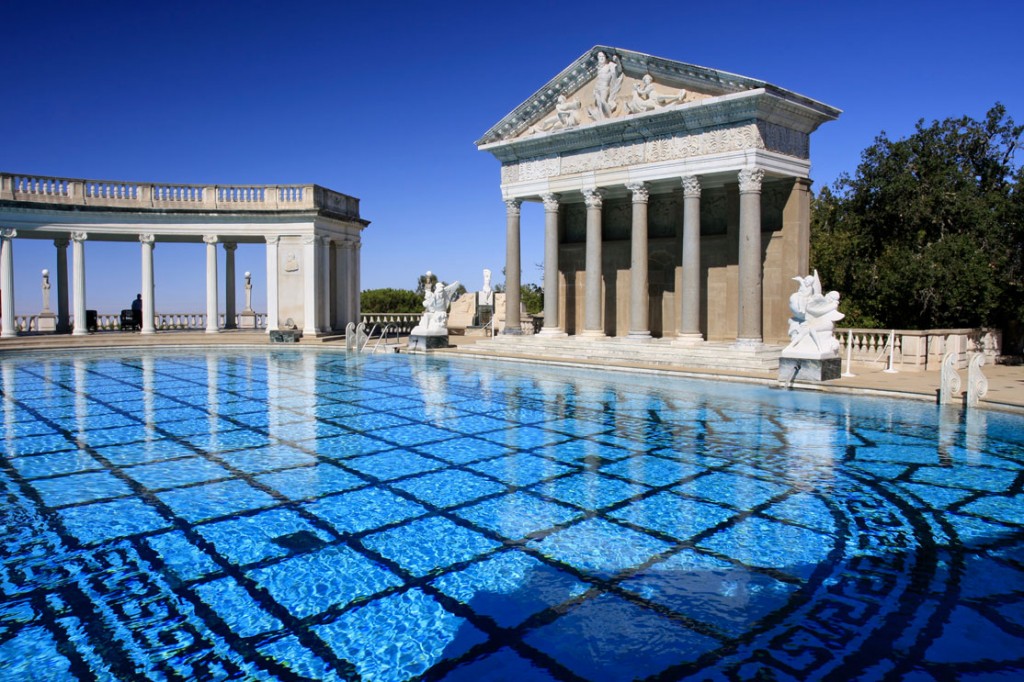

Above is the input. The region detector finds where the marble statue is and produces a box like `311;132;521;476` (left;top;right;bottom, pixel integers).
40;269;51;313
481;268;493;306
588;51;623;121
784;270;844;357
536;95;582;132
411;279;462;335
626;75;658;114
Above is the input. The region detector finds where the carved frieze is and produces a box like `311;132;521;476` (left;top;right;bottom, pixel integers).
758;122;810;159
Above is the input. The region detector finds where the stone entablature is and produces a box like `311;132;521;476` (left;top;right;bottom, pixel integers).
0;172;363;222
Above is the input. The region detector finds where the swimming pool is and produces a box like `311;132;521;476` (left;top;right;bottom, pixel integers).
0;349;1022;680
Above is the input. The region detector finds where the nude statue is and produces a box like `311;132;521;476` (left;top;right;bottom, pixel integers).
588;51;623;121
536;94;582;132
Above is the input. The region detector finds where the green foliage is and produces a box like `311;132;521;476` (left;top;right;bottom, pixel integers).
811;103;1023;339
360;288;421;313
521;283;543;314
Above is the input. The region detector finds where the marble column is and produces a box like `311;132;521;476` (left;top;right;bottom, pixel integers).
223;243;237;329
319;236;331;333
736;168;765;345
627;182;651;339
0;229;16;338
351;238;362;323
538;193;565;337
329;240;339;330
677;175;704;343
302;235;319;336
204;235;219;334
503;199;522;334
71;232;88;336
140;234;156;335
265;236;280;332
54;238;69;333
582;188;605;337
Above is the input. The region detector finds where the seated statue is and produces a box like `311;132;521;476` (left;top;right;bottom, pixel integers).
411;280;462;336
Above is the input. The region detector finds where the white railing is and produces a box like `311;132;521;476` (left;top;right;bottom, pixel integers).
360;312;421;335
1;172;360;219
12;312;268;333
837;328;1001;371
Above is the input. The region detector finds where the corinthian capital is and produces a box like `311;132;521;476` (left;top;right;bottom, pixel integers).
1;228;17;240
738;168;764;193
582;188;604;209
505;198;522;216
139;233;155;245
541;193;560;212
681;175;701;198
626;182;649;203
203;234;219;245
71;231;88;243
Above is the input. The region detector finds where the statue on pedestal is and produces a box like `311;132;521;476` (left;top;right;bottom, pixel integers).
779;270;844;382
408;273;461;350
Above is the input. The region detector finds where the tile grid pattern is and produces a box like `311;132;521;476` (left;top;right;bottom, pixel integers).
0;351;1022;681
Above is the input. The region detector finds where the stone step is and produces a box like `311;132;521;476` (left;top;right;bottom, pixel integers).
453;336;781;371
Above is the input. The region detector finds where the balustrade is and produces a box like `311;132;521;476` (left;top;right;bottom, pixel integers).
837;328;1000;371
360;312;421;335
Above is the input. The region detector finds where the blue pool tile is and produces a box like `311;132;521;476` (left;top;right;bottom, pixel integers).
29;471;132;507
455;491;583;540
249;544;402;618
529;518;672;579
256;636;345;681
146;531;221;581
601;455;703;486
441;647;560;681
93;441;198;466
478;425;568;449
531;472;648;509
610;492;737;540
432;549;588;627
856;443;944;466
760;493;837;534
896;482;974;508
620;549;798;637
317;432;394;459
1;433;75;457
372;423;458;446
431;414;510;435
157;480;277;523
535;438;631;464
306;487;427;535
256;463;366;500
344;450;444;481
912;466;1018;493
313;588;486;682
58;498;170;544
193;576;282;638
0;625;75;680
9;451;103;479
698;516;832;580
468;453;572;487
676;471;789;509
198;508;333;566
525;593;719;680
415;438;510;464
959;495;1024;527
393;469;505;508
216;444;316;474
363;516;501;577
123;457;233;490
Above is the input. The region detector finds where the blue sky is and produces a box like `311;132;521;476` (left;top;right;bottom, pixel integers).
2;0;1021;315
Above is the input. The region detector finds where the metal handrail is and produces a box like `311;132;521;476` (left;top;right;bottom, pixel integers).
370;324;398;353
358;324;379;352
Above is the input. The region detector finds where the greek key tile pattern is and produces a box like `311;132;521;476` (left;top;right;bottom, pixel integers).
1;350;1022;680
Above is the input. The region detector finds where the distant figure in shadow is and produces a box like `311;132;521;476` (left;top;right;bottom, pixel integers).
131;293;142;330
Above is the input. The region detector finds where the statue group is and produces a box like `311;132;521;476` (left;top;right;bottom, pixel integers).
785;270;845;356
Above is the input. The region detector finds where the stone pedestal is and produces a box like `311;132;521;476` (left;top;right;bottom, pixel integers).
408;333;450;351
779;356;841;382
238;311;258;329
269;329;302;343
37;312;57;333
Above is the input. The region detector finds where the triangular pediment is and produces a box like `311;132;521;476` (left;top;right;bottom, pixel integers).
476;46;840;153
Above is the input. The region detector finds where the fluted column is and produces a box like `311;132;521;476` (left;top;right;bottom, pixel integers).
140;234;156;335
329;239;339;330
71;232;88;336
538;193;565;337
302;235;320;336
0;229;16;338
265;235;280;332
677;176;703;343
582;188;605;337
737;168;764;345
351;238;362;323
319;236;331;333
223;243;237;329
54;238;70;333
503;199;522;334
627;182;651;340
203;235;219;334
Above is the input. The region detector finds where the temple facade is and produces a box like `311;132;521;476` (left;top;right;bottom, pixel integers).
477;47;840;347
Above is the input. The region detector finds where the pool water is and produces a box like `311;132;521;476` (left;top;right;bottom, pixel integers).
1;350;1022;681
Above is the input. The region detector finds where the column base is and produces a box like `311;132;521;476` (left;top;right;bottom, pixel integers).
1;331;18;339
37;313;58;333
673;332;704;346
502;327;524;336
730;337;765;352
141;328;156;336
72;330;88;337
205;328;220;335
579;329;607;339
537;327;568;338
625;331;653;341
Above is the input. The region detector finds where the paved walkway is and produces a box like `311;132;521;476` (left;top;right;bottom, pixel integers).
1;331;1021;413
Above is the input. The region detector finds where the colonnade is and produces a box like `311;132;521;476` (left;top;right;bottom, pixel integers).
0;231;362;336
504;167;766;344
